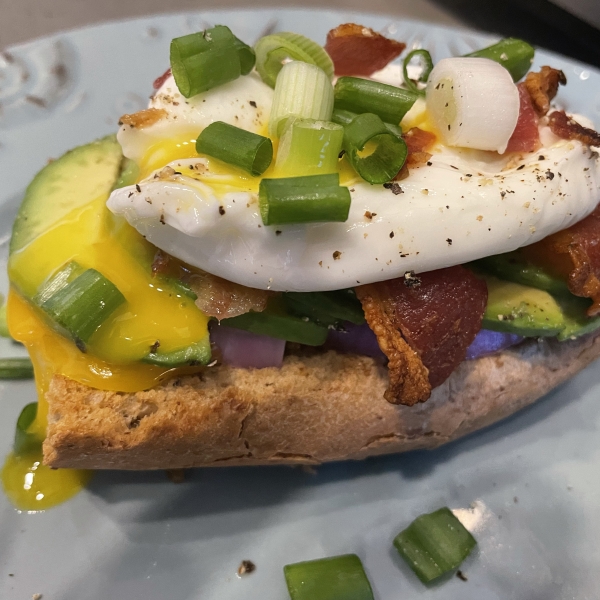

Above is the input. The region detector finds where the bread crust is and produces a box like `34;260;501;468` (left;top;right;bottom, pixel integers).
43;332;600;469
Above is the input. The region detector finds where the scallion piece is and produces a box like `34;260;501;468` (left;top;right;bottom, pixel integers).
343;113;408;184
196;121;273;176
393;507;477;583
0;303;9;338
332;108;402;138
284;554;374;600
143;339;211;367
259;173;351;226
275;118;343;177
0;358;34;380
34;261;84;305
14;402;42;455
40;267;126;348
334;77;419;125
170;26;255;98
402;49;434;96
466;38;535;82
269;61;334;137
254;31;334;88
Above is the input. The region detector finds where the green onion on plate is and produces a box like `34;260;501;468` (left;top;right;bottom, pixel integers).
284;554;374;600
0;358;34;381
393;507;477;583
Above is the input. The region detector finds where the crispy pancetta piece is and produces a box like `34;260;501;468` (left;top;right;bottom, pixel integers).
521;205;600;316
189;271;270;320
524;66;566;116
357;266;487;405
547;110;600;148
325;23;406;77
505;83;541;153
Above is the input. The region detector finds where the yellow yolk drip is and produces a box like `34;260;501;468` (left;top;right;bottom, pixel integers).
3;182;211;510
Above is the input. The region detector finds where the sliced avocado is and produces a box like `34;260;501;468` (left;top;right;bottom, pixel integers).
556;295;600;341
474;251;570;296
222;297;328;346
112;157;140;190
10;135;123;255
481;275;565;337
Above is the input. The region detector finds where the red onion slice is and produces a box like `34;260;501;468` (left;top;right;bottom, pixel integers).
465;329;523;360
325;322;386;359
210;323;286;369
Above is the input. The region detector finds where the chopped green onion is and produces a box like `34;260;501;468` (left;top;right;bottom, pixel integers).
393;507;477;583
334;77;419;125
402;49;434;96
34;261;84;305
284;554;374;600
0;303;9;338
275;118;344;177
170;26;255;98
283;289;365;326
196;121;273;176
231;36;256;75
465;38;535;82
259;173;351;226
254;31;334;88
14;402;42;455
332;108;402;138
343;113;408;184
0;358;34;380
143;338;211;366
269;62;334;137
40;267;126;348
223;298;328;346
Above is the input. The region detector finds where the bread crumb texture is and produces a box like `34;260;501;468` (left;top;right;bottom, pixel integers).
44;335;600;469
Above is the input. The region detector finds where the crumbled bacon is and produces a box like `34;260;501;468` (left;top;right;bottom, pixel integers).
403;127;436;166
119;108;167;129
505;83;541;153
188;271;270;320
521;205;600;316
325;23;406;77
356;266;487;405
547;110;600;147
525;66;566;116
153;68;172;90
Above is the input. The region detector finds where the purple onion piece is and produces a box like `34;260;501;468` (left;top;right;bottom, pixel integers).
465;329;524;360
325;322;386;359
210;323;286;369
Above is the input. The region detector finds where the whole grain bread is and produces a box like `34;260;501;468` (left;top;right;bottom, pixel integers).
43;331;600;469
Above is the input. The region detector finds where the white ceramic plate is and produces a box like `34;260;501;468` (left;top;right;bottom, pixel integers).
1;9;600;599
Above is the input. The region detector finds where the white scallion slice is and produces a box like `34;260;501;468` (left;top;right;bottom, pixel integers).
426;57;520;153
268;62;334;138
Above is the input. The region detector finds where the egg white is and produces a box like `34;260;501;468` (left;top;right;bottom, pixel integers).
109;69;600;292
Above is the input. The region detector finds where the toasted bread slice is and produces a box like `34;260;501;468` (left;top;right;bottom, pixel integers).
44;332;600;469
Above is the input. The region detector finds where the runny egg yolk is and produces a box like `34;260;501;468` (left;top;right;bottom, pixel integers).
4;176;213;508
